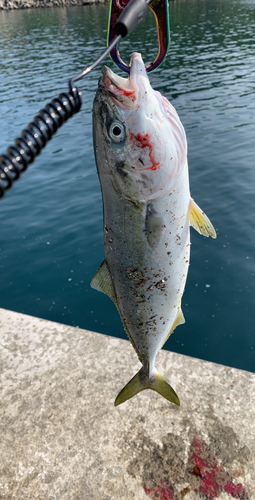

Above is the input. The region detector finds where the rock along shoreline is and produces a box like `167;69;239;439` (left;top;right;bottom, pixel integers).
0;0;107;10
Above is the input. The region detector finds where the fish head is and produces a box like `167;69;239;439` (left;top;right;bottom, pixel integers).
93;52;187;201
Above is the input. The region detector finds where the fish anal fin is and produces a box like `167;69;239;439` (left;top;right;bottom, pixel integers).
90;260;117;305
114;367;180;407
160;304;185;349
189;198;216;238
170;307;185;333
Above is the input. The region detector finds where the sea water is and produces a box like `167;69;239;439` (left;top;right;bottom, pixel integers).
0;0;254;372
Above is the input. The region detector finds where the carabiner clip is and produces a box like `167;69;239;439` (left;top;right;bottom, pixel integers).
107;0;170;74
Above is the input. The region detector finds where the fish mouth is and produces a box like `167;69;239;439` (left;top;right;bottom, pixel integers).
101;66;136;110
101;53;149;110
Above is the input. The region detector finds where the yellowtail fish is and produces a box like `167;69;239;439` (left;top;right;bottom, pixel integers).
92;52;216;406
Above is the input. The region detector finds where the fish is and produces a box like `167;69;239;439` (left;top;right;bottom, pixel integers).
91;52;216;407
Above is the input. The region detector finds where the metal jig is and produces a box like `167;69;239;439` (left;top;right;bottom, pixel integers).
107;0;170;74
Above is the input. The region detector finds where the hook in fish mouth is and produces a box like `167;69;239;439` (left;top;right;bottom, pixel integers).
100;53;152;111
101;66;137;109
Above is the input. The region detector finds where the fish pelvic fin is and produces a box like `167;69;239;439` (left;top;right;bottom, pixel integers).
114;367;180;407
189;198;216;238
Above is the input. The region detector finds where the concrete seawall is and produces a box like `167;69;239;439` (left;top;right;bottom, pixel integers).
0;307;254;499
0;0;107;10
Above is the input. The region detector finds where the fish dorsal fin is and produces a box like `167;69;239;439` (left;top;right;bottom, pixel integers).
189;198;216;238
91;261;142;362
90;260;117;306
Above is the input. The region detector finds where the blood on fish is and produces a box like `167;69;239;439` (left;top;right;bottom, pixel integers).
119;88;136;98
103;76;136;100
129;132;162;171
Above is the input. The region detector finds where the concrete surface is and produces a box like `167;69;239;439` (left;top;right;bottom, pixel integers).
0;307;254;500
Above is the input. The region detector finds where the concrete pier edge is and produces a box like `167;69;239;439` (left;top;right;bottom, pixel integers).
0;307;254;499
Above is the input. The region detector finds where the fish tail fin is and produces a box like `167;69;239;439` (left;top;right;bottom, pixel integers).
152;371;180;406
114;367;180;407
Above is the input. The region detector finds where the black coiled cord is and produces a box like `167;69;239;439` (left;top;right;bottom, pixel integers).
0;0;151;200
0;86;82;199
0;34;124;200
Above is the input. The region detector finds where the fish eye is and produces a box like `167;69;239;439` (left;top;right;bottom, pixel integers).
109;121;125;143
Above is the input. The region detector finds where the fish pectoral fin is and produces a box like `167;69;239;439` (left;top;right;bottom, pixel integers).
189;198;216;238
114;367;180;407
145;202;165;250
90;260;117;306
